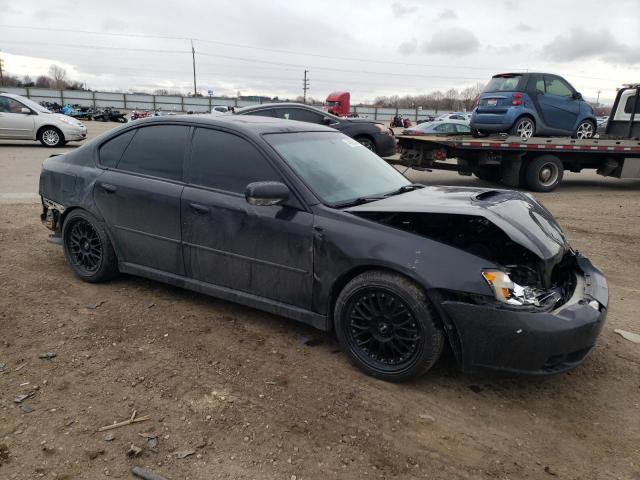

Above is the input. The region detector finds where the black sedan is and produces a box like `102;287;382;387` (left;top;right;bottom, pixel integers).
39;115;608;381
235;103;397;157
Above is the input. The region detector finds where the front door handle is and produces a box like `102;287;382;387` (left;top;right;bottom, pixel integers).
100;183;117;193
188;202;209;215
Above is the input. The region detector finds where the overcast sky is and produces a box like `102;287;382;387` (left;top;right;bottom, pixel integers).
1;0;639;103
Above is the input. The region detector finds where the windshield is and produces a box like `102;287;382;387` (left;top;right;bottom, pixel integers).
484;74;522;92
265;131;409;206
17;96;51;114
326;101;338;106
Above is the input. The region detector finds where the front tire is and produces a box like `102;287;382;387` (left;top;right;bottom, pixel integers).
62;210;118;283
574;120;595;139
524;155;564;192
510;117;535;139
38;127;66;147
334;271;445;382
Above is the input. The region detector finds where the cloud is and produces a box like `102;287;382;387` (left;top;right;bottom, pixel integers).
421;27;480;56
542;28;640;65
515;22;535;32
397;38;418;55
391;2;417;18
437;8;457;20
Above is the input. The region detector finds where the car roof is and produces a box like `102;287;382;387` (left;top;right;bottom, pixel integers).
125;113;336;135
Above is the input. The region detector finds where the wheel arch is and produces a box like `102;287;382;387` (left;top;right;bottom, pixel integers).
37;124;65;140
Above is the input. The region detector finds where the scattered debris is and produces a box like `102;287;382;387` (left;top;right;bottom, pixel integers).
173;449;195;459
97;410;151;432
20;404;35;414
468;385;484;394
131;466;169;480
614;329;640;344
64;419;75;427
0;443;9;465
300;335;323;347
87;300;106;309
104;433;115;442
14;391;36;403
85;448;105;460
147;437;159;452
0;362;6;372
15;362;27;371
38;352;57;359
544;465;558;476
146;302;156;309
127;444;143;457
137;432;158;439
418;413;435;423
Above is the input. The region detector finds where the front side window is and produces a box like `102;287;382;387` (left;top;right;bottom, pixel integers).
116;125;188;181
265;132;409;205
0;97;27;113
455;124;471;133
243;109;275;117
545;77;573;97
624;95;640;114
188;128;281;194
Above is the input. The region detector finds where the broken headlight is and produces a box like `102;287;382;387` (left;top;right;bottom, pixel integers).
482;270;562;308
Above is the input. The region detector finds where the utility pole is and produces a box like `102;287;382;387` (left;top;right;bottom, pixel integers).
302;69;309;104
191;39;197;97
0;54;4;87
596;90;602;105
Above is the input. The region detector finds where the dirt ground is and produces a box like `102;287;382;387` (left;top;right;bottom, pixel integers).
1;123;640;479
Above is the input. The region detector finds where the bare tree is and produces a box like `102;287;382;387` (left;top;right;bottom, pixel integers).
48;64;67;89
35;75;52;88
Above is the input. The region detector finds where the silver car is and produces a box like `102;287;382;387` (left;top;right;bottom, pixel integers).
0;93;87;147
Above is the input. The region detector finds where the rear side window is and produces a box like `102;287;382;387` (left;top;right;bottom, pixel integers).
455;124;471;133
624;96;640;114
484;75;522;92
116;125;188;181
434;123;456;133
545;77;573;97
99;130;136;168
188;128;281;193
274;108;324;124
243;109;275;117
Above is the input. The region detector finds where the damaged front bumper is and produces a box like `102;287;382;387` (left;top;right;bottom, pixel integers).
439;255;608;375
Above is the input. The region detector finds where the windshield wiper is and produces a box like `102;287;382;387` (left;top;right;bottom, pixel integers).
334;196;385;208
384;183;425;197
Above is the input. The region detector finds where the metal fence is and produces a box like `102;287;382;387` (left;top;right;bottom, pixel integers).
2;86;450;122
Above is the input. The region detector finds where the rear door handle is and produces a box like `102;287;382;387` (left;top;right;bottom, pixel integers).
100;183;117;193
188;202;209;215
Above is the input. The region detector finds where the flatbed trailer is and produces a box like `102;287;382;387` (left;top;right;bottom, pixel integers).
392;84;640;192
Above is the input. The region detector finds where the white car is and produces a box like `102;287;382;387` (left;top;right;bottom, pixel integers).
0;93;87;147
210;105;230;114
435;112;470;123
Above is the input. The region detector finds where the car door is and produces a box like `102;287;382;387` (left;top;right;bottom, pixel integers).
93;124;189;275
181;127;314;309
537;75;580;131
0;97;35;138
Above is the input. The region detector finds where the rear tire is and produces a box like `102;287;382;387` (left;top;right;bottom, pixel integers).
38;127;66;147
471;128;488;138
62;210;118;283
524;155;564;192
510;117;535;139
334;270;445;382
354;136;376;153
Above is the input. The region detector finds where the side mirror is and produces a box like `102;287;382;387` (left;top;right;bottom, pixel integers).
322;117;334;126
245;181;289;206
20;107;31;114
573;92;583;100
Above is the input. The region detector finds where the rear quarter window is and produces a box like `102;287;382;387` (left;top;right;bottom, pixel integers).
99;130;136;168
624;95;640;114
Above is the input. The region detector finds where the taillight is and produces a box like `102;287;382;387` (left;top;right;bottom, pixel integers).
512;92;523;106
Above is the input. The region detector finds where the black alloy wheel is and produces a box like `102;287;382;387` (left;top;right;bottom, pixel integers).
66;217;103;273
62;210;119;282
335;271;444;382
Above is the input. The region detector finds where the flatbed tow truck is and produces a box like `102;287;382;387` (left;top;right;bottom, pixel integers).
392;84;640;191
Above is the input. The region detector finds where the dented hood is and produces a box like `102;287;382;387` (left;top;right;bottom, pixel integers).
346;186;570;265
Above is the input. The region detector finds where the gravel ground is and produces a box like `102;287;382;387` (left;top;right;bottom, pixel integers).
0;122;639;479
